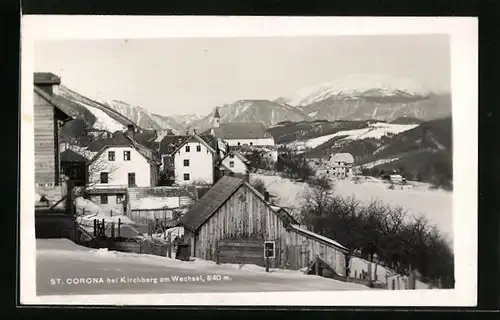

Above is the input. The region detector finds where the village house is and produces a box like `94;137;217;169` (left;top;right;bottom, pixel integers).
179;176;349;276
219;150;251;181
85;127;161;213
33;72;74;189
125;186;198;226
328;153;355;178
158;131;223;186
208;107;275;147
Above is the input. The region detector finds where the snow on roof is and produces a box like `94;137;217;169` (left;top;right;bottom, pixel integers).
329;153;355;164
290;224;348;251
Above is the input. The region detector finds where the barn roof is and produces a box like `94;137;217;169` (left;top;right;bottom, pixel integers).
180;176;244;232
212;123;273;140
33;86;73;122
289;225;348;253
34;72;61;85
329;153;355;164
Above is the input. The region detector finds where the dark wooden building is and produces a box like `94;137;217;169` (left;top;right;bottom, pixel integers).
180;176;348;275
34;72;74;187
60;149;88;186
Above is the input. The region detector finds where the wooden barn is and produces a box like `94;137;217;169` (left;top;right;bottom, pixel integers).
34;72;74;188
179;176;349;275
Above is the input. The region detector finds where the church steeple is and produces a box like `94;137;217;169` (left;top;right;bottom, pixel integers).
212;106;221;129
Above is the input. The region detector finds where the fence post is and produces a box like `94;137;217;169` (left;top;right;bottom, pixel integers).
167;232;172;258
110;210;113;217
314;254;319;275
93;219;97;237
215;239;219;265
102;219;105;238
111;223;115;240
118;218;121;238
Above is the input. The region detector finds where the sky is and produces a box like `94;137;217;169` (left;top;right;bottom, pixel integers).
34;35;450;116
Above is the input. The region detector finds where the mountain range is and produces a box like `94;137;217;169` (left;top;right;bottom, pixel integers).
51;74;452;188
56;74;451;138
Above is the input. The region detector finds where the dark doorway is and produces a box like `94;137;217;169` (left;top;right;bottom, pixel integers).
128;173;136;187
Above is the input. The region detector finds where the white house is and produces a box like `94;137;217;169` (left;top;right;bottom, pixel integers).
159;134;220;186
208;107;275;147
220;150;250;180
86;131;160;213
328;153;355;178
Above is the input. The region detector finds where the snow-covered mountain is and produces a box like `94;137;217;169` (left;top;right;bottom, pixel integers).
168;114;204;129
150;114;188;134
188;99;311;132
274;74;451;123
103;100;162;131
278;74;431;107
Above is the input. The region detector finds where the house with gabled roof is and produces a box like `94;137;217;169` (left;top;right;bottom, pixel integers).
328;152;355;178
85;127;161;213
179;176;348;275
219;150;250;181
158;131;225;186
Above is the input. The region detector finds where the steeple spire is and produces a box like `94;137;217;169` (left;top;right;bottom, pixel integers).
212;106;221;129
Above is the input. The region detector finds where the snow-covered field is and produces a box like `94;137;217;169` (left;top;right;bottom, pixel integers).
286;122;419;150
250;174;453;242
36;239;370;295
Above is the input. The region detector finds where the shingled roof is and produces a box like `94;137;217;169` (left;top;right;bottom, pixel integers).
180;176;245;232
212;123;273;140
34;72;61;85
159;134;218;155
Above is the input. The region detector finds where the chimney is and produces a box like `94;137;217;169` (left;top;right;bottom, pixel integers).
34;72;61;96
193;129;197;135
185;129;189;135
127;124;135;140
264;191;270;202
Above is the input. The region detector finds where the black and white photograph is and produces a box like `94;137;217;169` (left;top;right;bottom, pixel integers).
20;16;477;306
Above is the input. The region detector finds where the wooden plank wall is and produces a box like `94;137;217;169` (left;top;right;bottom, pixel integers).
194;183;346;274
218;239;265;266
34;91;56;186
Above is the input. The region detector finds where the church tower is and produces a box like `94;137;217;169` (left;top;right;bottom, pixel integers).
212;106;221;129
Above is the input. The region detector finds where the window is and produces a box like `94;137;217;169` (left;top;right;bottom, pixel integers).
250;142;253;146
229;154;234;158
100;195;108;204
108;151;115;161
237;142;241;146
183;173;190;181
264;241;275;258
183;159;190;167
326;170;330;174
124;151;131;161
185;146;190;152
116;194;124;204
229;161;234;168
196;145;201;152
100;172;109;184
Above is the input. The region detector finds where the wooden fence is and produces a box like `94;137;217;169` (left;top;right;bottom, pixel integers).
127;208;174;225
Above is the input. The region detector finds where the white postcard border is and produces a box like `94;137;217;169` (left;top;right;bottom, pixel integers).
20;15;478;307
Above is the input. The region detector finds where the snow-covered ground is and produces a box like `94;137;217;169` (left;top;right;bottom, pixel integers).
36;239;370;295
286;122;419;150
250;174;453;242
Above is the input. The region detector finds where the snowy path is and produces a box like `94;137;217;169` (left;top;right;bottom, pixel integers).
36;240;369;296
